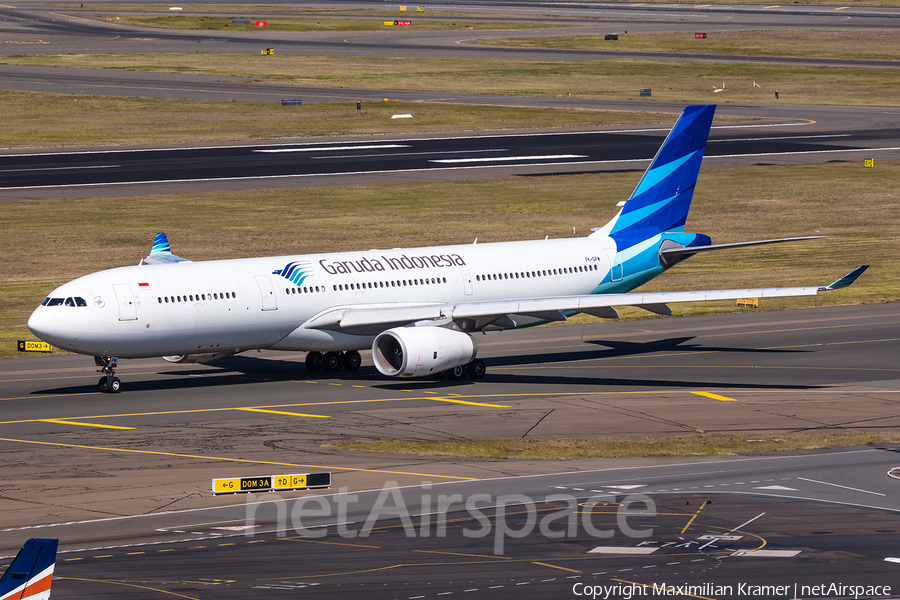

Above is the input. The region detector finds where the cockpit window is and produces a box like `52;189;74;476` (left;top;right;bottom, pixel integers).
74;297;87;307
42;297;50;306
65;297;75;307
46;298;64;306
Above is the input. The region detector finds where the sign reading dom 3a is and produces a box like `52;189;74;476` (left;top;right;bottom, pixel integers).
18;340;52;352
213;472;331;494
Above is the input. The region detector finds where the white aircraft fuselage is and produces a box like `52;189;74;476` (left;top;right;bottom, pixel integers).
29;236;617;358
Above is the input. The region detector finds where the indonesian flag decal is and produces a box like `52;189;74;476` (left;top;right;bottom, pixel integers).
138;282;151;290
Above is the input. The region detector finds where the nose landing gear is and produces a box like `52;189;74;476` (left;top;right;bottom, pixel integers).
95;355;121;393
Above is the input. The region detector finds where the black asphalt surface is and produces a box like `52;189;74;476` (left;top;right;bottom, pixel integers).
8;450;900;599
2;120;899;192
0;128;864;187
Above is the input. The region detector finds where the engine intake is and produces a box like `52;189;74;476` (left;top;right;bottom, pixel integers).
372;327;476;378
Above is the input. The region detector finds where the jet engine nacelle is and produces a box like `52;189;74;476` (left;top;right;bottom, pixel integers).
372;327;476;378
162;352;233;364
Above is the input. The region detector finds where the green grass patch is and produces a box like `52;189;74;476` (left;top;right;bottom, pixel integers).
479;29;900;62
0;90;673;148
3;53;900;106
101;15;566;31
3;161;898;358
58;4;571;18
327;431;900;459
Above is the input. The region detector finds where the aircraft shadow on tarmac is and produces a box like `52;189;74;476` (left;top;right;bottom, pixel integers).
489;336;806;366
31;336;812;395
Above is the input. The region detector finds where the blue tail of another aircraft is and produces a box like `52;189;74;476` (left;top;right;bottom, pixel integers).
0;539;57;600
608;104;716;247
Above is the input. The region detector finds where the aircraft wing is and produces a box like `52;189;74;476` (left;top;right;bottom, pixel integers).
308;266;869;334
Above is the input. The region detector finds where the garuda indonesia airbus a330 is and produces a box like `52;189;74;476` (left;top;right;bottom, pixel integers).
28;105;868;393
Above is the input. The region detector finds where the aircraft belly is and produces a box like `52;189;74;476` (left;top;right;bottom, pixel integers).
269;327;374;352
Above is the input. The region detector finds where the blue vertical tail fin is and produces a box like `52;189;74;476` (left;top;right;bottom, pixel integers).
0;538;57;600
606;104;716;245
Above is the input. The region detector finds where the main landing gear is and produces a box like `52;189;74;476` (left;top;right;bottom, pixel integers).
95;355;121;393
305;351;362;373
435;358;486;381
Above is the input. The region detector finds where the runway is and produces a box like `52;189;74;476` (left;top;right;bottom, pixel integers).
3;105;900;198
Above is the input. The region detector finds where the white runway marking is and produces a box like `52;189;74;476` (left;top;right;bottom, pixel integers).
0;165;121;173
588;546;658;554
254;144;409;153
797;476;886;496
431;154;586;163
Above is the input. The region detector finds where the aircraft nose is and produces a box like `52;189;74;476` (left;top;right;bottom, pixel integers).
28;306;53;341
28;306;71;347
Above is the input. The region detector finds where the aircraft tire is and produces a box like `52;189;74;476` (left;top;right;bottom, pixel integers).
98;377;108;393
447;364;467;381
305;351;324;372
324;351;343;371
468;359;486;380
344;350;362;371
107;377;122;393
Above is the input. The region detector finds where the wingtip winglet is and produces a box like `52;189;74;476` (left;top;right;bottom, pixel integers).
822;265;870;290
150;232;172;255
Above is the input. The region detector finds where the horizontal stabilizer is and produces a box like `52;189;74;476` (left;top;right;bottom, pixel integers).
660;236;826;261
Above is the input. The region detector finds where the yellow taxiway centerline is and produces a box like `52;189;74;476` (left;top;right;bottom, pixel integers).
236;408;329;418
3;388;900;427
430;397;509;408
691;391;737;402
41;419;135;430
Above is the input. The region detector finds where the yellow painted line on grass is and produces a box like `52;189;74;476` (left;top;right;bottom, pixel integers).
431;397;509;408
691;391;737;402
613;578;717;600
236;408;329;418
532;561;581;573
0;437;477;480
42;419;135;430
